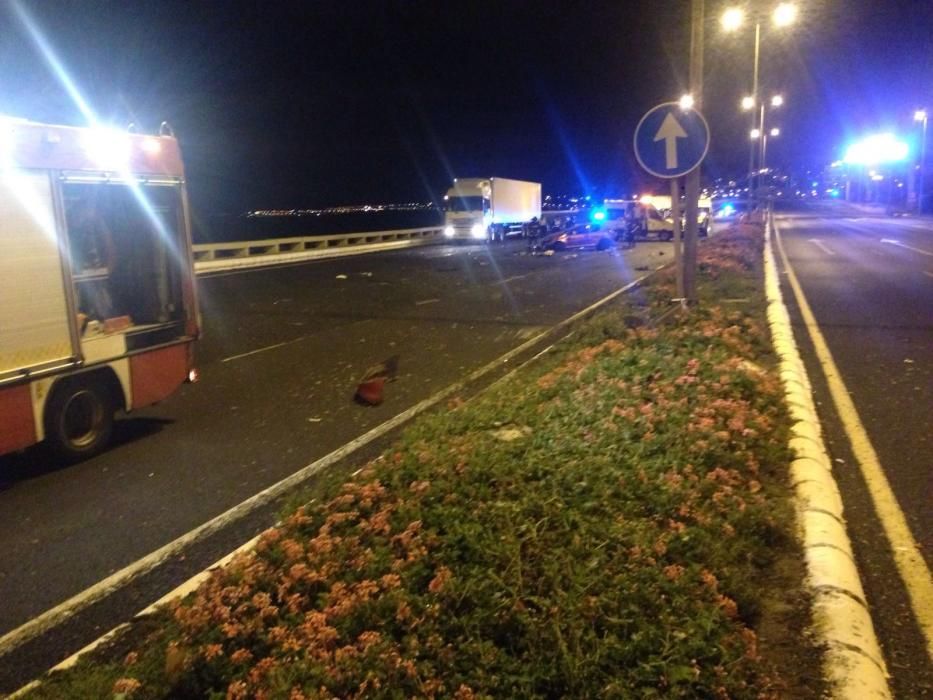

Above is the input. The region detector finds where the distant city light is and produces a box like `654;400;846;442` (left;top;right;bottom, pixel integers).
773;3;798;27
915;109;928;122
770;127;780;137
844;133;910;165
771;95;784;108
721;7;744;31
741;96;755;111
750;129;761;139
679;93;695;110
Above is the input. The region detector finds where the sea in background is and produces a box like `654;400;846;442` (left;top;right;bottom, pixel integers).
195;208;443;244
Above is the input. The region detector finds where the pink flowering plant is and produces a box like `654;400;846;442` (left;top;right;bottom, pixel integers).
27;223;824;699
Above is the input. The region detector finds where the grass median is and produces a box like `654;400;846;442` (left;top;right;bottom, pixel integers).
27;224;827;699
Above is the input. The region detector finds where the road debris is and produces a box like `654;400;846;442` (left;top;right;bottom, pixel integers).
355;355;400;406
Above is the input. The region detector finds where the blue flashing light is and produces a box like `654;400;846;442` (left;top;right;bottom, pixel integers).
843;133;910;165
591;208;607;222
721;203;735;216
829;188;840;198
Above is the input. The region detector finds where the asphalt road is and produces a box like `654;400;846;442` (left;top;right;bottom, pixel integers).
0;235;675;690
774;204;933;697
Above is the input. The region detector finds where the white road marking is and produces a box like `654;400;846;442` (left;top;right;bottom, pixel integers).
777;221;933;659
807;238;836;256
414;298;440;306
493;273;532;286
0;270;657;662
880;238;933;257
222;337;305;363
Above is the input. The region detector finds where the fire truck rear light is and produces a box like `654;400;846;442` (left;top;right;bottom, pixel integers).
82;127;131;167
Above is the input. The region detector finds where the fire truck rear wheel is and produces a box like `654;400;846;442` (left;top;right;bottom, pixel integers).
45;378;114;462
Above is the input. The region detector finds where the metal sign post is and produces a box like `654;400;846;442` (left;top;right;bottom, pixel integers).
684;0;705;305
670;178;684;298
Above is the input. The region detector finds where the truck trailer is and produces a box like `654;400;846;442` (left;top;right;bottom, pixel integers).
443;177;541;242
0;118;200;461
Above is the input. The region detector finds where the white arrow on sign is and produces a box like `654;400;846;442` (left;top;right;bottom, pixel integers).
654;112;688;169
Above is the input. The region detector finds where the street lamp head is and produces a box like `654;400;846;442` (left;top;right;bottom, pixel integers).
915;109;928;122
721;7;744;31
741;96;755;110
770;127;781;137
750;129;761;139
679;93;695;111
771;94;784;107
773;3;798;27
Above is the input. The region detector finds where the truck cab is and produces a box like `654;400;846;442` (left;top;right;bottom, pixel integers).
443;177;541;242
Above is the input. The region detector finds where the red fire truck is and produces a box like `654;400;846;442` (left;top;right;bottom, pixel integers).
0;118;199;460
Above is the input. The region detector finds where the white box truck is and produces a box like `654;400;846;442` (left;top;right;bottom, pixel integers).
443;177;541;242
0;118;200;461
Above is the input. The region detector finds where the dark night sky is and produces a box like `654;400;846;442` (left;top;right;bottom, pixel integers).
1;0;931;215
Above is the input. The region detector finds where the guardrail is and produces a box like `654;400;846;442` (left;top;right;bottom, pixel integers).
193;226;444;274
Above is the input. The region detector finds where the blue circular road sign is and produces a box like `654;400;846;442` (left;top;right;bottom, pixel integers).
633;102;710;179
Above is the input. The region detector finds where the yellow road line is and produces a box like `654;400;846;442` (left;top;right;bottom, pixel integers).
775;219;933;659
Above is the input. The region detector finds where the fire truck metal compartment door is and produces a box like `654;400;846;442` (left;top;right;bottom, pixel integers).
0;170;75;377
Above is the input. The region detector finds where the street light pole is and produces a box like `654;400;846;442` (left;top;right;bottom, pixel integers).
724;4;797;199
757;103;766;195
762;133;769;177
916;110;928;213
749;21;761;192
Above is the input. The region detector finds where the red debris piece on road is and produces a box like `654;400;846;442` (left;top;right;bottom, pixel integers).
354;355;399;406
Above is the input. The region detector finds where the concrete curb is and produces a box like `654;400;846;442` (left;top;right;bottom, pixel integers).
763;214;892;699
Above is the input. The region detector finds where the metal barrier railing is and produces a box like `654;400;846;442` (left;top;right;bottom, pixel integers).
193;226;444;273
